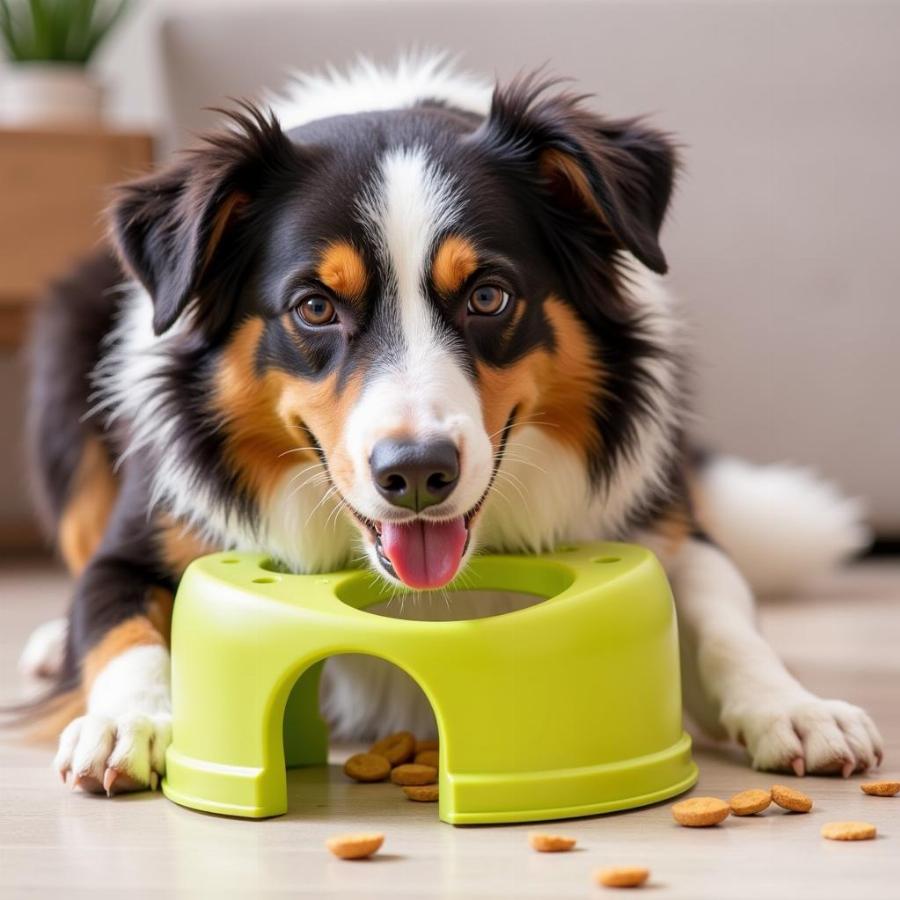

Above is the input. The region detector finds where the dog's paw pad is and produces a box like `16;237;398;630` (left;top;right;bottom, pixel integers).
55;712;171;796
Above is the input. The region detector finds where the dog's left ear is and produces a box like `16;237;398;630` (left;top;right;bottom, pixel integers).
474;77;678;275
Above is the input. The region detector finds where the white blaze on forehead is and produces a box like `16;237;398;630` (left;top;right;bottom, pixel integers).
345;145;492;519
361;144;461;349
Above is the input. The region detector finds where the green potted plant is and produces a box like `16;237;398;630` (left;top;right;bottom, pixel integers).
0;0;130;126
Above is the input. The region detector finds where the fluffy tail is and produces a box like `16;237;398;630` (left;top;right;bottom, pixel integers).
693;455;871;597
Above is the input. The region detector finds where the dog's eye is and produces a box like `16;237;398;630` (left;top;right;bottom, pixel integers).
467;284;510;316
296;295;337;327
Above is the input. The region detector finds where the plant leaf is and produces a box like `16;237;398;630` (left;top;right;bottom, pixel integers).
84;0;129;62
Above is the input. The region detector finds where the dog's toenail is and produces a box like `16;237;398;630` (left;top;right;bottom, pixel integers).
102;768;117;796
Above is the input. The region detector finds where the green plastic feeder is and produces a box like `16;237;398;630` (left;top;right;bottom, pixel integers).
162;542;697;825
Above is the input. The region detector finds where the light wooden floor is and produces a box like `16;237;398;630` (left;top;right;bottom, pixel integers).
1;559;898;899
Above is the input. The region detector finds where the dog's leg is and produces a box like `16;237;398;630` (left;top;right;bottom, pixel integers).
668;537;882;775
53;474;174;796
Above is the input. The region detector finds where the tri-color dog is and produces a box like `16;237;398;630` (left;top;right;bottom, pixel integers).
21;57;880;795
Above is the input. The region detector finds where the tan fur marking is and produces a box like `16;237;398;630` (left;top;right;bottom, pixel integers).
651;503;693;557
215;317;302;500
539;299;604;454
476;297;603;459
201;191;248;271
58;437;118;576
318;241;368;300
432;235;478;296
476;355;544;451
275;366;365;489
146;587;175;642
158;516;216;580
82;616;165;692
539;148;612;230
215;315;367;503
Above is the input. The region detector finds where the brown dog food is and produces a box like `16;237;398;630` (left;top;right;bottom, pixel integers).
415;738;439;753
861;780;900;797
414;749;439;768
343;752;391;783
528;833;577;852
595;866;650;888
729;788;772;816
821;821;877;841
403;784;439;802
325;832;385;860
671;797;730;827
771;784;813;813
369;731;416;766
390;763;438;786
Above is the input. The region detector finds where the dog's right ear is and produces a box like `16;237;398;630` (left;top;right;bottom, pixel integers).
109;104;301;335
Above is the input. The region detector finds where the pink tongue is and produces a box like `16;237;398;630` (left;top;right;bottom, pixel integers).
379;517;468;589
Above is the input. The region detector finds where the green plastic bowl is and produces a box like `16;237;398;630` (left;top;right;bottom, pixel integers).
162;542;697;824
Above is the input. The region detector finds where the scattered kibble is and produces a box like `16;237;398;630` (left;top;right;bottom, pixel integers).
343;752;391;783
671;796;730;827
595;866;650;888
326;832;385;860
369;731;416;766
528;832;577;852
390;763;438;786
771;784;813;813
861;781;899;797
821;821;877;841
414;749;439;768
403;784;439;802
729;788;772;816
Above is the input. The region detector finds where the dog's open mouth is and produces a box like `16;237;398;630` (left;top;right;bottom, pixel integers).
375;517;469;588
350;504;484;590
343;409;516;589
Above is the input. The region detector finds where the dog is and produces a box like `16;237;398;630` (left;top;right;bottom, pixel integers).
20;57;881;795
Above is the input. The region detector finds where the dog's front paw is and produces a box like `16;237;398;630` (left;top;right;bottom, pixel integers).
55;712;171;796
722;696;883;777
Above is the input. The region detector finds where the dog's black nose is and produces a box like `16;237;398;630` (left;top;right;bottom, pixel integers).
370;438;460;512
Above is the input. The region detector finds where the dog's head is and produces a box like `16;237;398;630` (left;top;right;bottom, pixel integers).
110;75;677;589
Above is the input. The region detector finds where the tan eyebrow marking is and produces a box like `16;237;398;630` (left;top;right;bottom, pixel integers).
432;235;479;297
317;240;368;300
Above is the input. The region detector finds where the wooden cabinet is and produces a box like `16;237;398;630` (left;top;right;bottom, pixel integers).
0;128;154;347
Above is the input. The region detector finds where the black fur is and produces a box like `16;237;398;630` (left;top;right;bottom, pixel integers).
26;251;124;533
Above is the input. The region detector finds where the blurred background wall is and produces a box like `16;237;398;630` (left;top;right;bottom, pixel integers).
1;0;898;553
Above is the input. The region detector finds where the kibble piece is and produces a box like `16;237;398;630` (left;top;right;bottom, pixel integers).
343;752;391;783
528;832;577;852
595;867;650;888
861;780;900;797
415;738;439;753
369;731;416;766
325;832;385;860
671;796;730;827
403;784;439;802
390;763;438;786
414;749;439;768
771;784;813;813
821;821;877;841
729;788;772;816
